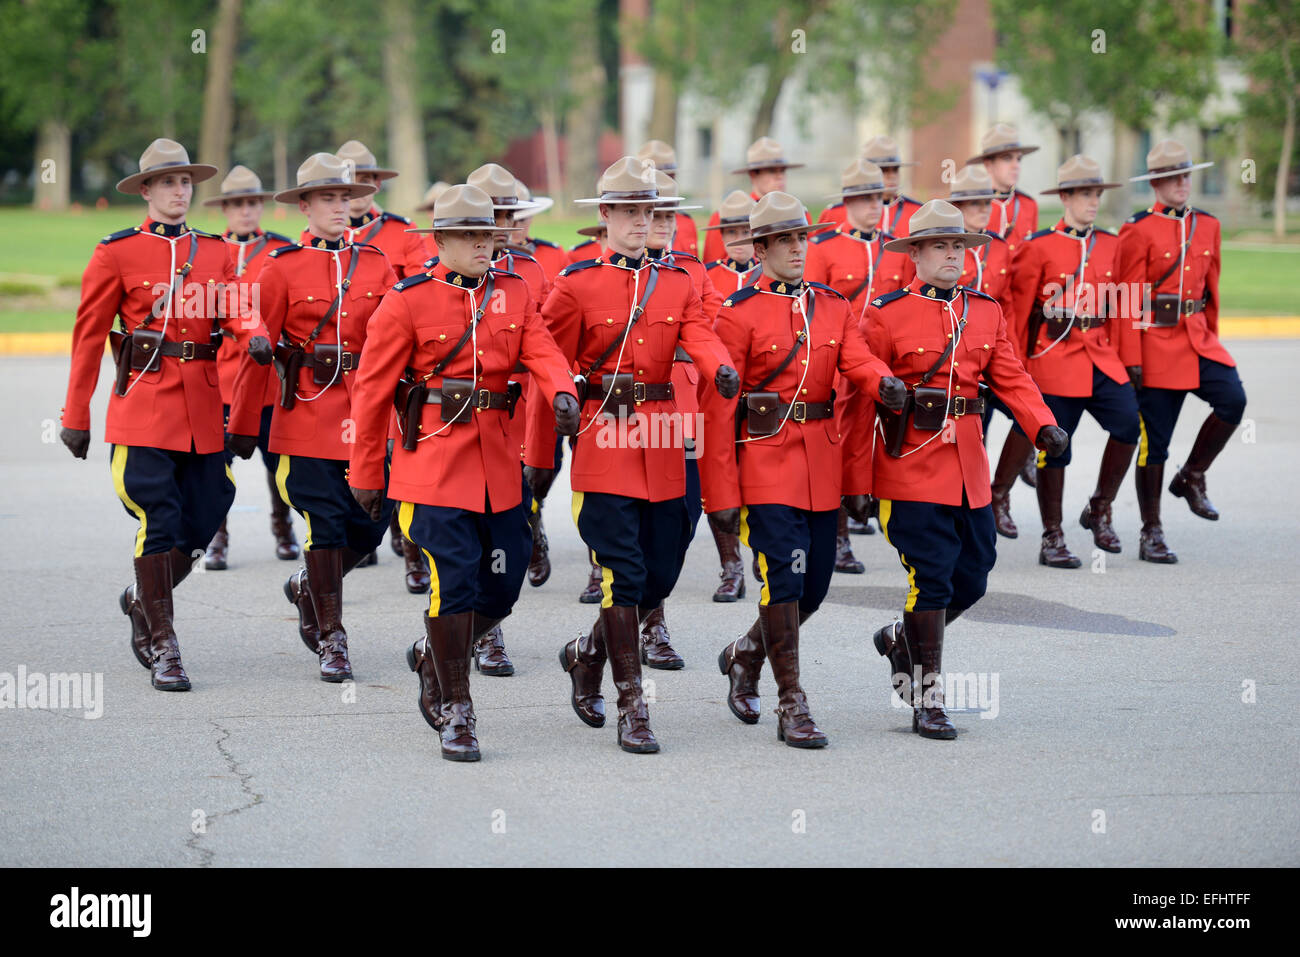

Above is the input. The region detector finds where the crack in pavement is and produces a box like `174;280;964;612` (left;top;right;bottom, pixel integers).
183;719;266;867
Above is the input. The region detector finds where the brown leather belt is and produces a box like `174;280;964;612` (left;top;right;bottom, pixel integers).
155;339;219;361
1150;295;1205;327
593;377;675;402
416;386;513;410
946;394;986;417
302;350;360;372
777;400;834;422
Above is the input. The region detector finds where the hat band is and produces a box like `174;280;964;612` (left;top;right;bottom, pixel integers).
749;159;789;168
599;190;659;201
489;194;518;205
221;187;266;197
1149;161;1194;175
867;156;901;166
908;225;969;239
296;176;356;191
718;215;750;227
1057;177;1105;189
949;189;993;199
752;217;812;238
432;216;498;228
141;160;191;176
843;182;886;195
986;142;1026;154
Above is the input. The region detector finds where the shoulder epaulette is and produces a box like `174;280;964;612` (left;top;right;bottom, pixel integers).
869;288;909;309
963;287;997;302
809;281;846;301
1026;228;1053;242
901;195;921;206
559;259;601;276
985;231;1008;245
422;256;439;269
392;272;434;292
264;231;295;244
532;237;560;249
568;240;596;253
1126;209;1153;225
720;285;761;308
489;266;523;281
380;211;412;225
100;227;140;244
269;243;304;257
705;259;723;270
1191;207;1217;220
810;229;840;245
668;249;700;263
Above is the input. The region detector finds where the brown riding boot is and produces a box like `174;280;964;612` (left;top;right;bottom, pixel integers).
405;629;443;731
906;609;956;739
991;428;1035;538
1080;438;1136;553
1020;450;1038;488
124;548;195;669
204;519;229;570
710;522;746;602
717;618;764;724
1037;467;1082;568
762;601;827;748
873;619;916;707
559;616;607;727
426;610;480;761
283;566;320;653
1169;413;1238;521
603;605;659;753
834;506;865;574
640;603;684;670
388;509;404;557
267;470;299;560
472;613;514;676
401;536;430;594
527;506;551;587
135;552;191;692
1136;464;1178;564
579;552;603;603
305;548;352;682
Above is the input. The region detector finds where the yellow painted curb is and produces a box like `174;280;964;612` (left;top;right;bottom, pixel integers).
0;332;74;355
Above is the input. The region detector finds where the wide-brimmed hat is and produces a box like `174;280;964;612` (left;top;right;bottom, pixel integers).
651;170;702;212
512;181;554;220
575;157;681;205
946;165;998;202
861;135;917;169
336;139;398;180
636;140;678;173
726;192;829;246
883;200;991;253
405;184;521;235
730;137;804;175
201;165;276;207
965;123;1040;165
274;153;377;204
828;158;889;200
1129;139;1215;183
415;181;453;212
466;163;541;212
576;223;608;238
1042;154;1123;194
702;190;757;231
116;138;218;194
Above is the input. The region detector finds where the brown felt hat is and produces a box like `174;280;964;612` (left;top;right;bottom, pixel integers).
201;165;276;207
702;190;757;231
965;123;1040;165
274;153;377;204
730;137;804;175
404;184;519;234
1129;140;1214;183
415;181;454;213
467;163;541;212
726;191;829;246
946;165;998;202
828;158;889;200
336;139;398;180
575;157;682;205
861;135;917;169
116;138;218;194
1041;154;1123;194
883;200;990;253
637;140;678;173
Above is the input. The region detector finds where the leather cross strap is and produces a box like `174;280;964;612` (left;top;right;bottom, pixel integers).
235;234;272;277
746;289;816;396
581;263;660;380
1149;211;1198;294
303;247;360;345
135;232;198;331
915;292;969;387
424;273;497;379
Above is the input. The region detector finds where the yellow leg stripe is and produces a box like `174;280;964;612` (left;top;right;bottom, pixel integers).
572;490;619;609
737;506;771;605
878;500;919;611
111;445;148;558
1036;448;1047;468
225;462;236;488
878;498;893;545
276;454;312;551
1137;414;1149;468
398;500;441;616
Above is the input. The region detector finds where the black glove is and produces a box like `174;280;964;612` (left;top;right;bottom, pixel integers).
1125;365;1143;391
1036;425;1069;458
877;376;907;411
351;487;385;522
60;427;90;460
553;393;579;436
714;365;739;399
708;507;741;536
843;494;872;525
247;335;273;366
226;433;258;460
524;466;555;502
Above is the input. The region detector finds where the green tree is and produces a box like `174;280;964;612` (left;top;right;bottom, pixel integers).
1236;0;1300;236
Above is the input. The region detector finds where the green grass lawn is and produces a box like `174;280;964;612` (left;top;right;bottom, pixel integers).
1;206;1295;332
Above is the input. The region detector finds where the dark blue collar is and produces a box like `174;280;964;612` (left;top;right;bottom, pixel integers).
915;281;960;302
764;278;807;297
143;219;189;238
600;252;648;270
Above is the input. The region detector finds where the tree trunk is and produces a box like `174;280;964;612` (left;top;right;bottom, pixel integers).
1107;122;1139;223
541;102;565;210
647;69;678;144
272;123;289;191
32;119;70;211
196;0;241;204
750;58;791;142
382;0;426;215
1275;33;1296;239
564;18;604;208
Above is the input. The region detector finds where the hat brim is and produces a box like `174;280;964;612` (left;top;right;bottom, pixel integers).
826;186;890;200
726;221;833;246
655;203;703;212
574;194;684;206
884;229;991;253
116;163;219;195
1040;181;1124;195
965;145;1040;166
866;160;918;168
405;223;518;235
576;225;607;238
702;220;751;233
201;190;277;207
1129;161;1214;183
729;162;805;175
947;191;999;202
349;168;399;181
273;181;377;204
513;196;555;218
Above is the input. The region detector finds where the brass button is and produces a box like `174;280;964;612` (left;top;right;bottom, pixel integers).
917;347;925;353
341;311;348;318
801;388;808;395
343;340;348;347
771;344;778;351
142;280;151;287
636;338;644;344
606;318;614;324
801;359;808;365
307;295;314;302
367;291;373;297
829;339;835;345
181;328;187;334
666;316;674;323
439;334;446;341
509;323;516;329
955;384;962;391
478;349;484;355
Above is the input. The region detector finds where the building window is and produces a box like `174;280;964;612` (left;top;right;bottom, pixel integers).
1057;126;1082;159
1201;127;1225;196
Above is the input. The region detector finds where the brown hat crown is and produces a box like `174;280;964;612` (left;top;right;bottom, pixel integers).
116;138;218;195
273;152;377;204
861;135;916;168
336;139;398;180
882;199;991;253
947;165;996;201
637;140;678;172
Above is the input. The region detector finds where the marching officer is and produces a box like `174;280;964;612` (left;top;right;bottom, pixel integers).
524;157;739;754
806;158;914;571
510;180;568;283
201;165;298;570
861;201;1066;739
818;135;923;237
59;138;272;691
700;192;903;747
1008;155;1140;566
637;139;699;256
227;153;397;682
701;137;804;264
1117;140;1246;563
347;184;580;761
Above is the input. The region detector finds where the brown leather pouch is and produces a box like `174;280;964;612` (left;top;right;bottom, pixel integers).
745;391;780;437
601;373;636;417
911;385;948;431
876;395;913;458
439;377;475;423
506;380;523;418
311;344;342;385
129;328;164;371
394;378;426;450
109;330;133;396
1151;294;1181;327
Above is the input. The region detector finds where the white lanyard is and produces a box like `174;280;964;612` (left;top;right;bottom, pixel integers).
737;288;813;446
121;231;182;397
576;264;642;436
876;291;963;458
293;248;345;403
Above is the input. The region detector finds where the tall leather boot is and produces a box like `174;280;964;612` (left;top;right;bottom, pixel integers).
204;518;229;570
762;601;827;747
135;552;191;692
123;548;196;669
1020;450;1038;488
472;611;514;676
426;610;479;761
834;506;865;574
527;506;551;587
305;548;352;681
406;627;443;731
559;615;607;727
1169;413;1237;520
401;536;430;594
906;609;956;739
603;605;659;753
873;618;916;708
267;470;299;560
640;603;684;670
717;618;764;724
710;520;746;602
578;551;603;603
388;509;404;557
283;566;320;653
1136;464;1177;563
1080;438;1136;553
991;428;1035;538
1037;467;1081;568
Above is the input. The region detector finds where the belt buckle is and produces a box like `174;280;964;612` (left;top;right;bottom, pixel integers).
951;395;967;417
1182;299;1195;316
180;340;196;361
633;381;647;403
340;351;355;371
475;389;491;410
791;401;807;422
